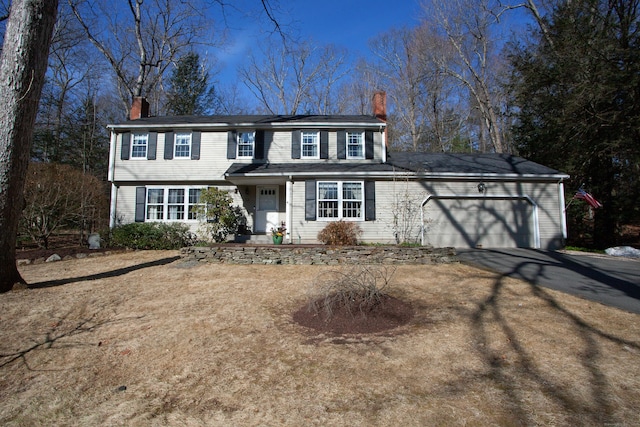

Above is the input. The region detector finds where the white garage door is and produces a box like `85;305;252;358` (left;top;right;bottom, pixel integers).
423;196;537;248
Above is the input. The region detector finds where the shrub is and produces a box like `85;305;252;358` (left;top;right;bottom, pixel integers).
308;266;396;320
317;220;362;245
109;222;196;250
193;187;245;243
20;162;109;248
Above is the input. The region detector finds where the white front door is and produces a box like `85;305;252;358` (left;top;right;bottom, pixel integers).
255;186;279;233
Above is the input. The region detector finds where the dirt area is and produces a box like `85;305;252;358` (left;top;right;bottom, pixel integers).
1;251;639;426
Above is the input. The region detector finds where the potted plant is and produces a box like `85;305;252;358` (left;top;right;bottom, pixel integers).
271;222;286;245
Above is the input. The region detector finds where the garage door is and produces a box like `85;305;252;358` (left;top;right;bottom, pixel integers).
423;196;537;248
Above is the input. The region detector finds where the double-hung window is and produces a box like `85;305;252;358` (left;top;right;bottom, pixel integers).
167;189;185;220
131;133;148;158
188;189;202;220
318;181;364;220
237;131;255;158
147;189;164;220
346;131;364;159
301;131;319;159
174;132;192;158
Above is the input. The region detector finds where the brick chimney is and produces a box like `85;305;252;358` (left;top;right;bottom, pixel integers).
130;96;150;120
373;91;387;121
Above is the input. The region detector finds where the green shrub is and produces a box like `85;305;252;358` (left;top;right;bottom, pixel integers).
193;187;245;243
317;220;362;245
110;222;196;250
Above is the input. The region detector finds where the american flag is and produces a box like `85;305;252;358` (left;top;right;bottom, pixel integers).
574;188;602;209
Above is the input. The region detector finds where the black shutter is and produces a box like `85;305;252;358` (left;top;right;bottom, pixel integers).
135;187;146;222
164;131;174;159
291;130;301;159
337;130;346;159
305;180;316;220
320;131;328;159
365;131;374;159
191;131;201;160
365;181;376;221
255;130;264;159
120;133;131;160
147;132;157;160
227;130;237;159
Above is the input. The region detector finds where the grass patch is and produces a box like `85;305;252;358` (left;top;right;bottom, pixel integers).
2;251;638;426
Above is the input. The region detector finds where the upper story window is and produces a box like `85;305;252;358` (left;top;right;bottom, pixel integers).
174;132;192;158
237;131;255;158
346;131;364;159
317;181;364;220
131;133;148;158
301;131;319;159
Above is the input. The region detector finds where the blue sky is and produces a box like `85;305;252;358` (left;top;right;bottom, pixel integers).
285;0;424;55
213;0;425;83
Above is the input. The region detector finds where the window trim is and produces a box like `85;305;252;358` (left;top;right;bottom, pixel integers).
317;180;365;221
145;186;205;222
346;131;365;159
301;130;320;159
237;130;255;159
131;133;149;159
173;132;192;159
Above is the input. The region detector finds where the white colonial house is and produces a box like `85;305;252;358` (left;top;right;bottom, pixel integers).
107;94;569;249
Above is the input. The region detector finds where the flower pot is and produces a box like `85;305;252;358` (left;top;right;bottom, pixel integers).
272;235;283;245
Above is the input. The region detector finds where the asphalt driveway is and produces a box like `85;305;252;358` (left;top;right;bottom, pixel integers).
456;248;640;314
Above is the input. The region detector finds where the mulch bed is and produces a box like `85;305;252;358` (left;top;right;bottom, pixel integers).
292;294;414;335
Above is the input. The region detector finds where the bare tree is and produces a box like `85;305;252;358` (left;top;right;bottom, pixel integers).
239;39;347;114
422;0;511;153
369;28;428;151
68;0;214;116
0;0;59;292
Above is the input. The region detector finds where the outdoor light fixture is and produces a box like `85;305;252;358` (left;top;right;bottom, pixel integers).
477;182;486;193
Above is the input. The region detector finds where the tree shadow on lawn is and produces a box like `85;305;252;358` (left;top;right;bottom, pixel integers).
455;262;640;426
27;256;181;289
0;307;144;371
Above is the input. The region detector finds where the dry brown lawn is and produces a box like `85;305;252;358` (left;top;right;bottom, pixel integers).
1;250;639;426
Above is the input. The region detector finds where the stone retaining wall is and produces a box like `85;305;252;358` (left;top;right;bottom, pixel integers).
180;245;457;265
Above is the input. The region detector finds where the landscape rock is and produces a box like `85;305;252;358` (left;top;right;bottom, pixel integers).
88;233;101;249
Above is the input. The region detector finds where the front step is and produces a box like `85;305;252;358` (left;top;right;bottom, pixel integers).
233;234;273;244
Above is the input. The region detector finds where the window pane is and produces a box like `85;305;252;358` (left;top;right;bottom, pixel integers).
318;182;338;200
147;189;164;204
168;189;184;204
342;182;362;200
319;201;339;218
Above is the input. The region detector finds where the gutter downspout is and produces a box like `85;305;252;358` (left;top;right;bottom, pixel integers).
108;130;118;228
559;179;567;242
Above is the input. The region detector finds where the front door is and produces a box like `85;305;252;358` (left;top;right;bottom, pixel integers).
255;186;279;233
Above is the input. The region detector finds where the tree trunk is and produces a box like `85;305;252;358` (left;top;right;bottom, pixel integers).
0;0;59;292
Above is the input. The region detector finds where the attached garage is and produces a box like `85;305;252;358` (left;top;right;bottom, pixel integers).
386;152;569;250
423;195;537;248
